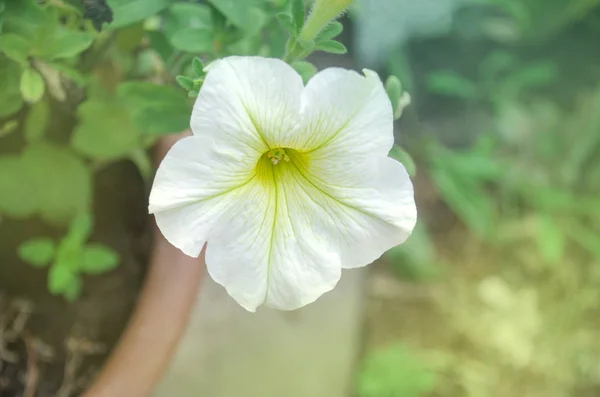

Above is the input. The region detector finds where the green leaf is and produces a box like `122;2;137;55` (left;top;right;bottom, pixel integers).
2;69;24;121
0;33;30;65
24;98;49;143
426;71;478;100
36;30;94;60
107;0;171;28
21;143;91;225
314;40;347;54
297;38;314;52
48;264;78;295
316;21;343;41
387;48;415;94
170;28;214;53
207;0;267;34
66;212;94;247
147;31;174;63
291;60;317;84
21;7;93;61
63;276;82;302
117;82;190;136
2;0;45;40
81;244;120;274
389;145;416;177
18;238;56;268
192;57;205;77
385;75;402;119
277;13;296;36
291;0;305;33
0;59;24;117
129;148;153;181
20;67;45;103
176;75;195;91
163;3;212;40
72;96;141;161
0;156;37;218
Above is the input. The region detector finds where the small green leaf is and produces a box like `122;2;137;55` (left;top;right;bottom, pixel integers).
277;13;296;36
314;40;347;54
385;76;402;119
0;155;37;218
21;143;91;225
426;71;478;100
67;212;94;247
2;0;45;40
207;0;267;34
163;2;212;40
24;98;49;143
20;67;45;103
18;238;56;268
34;29;93;60
176;75;195;91
117;82;190;136
291;61;317;84
291;0;305;32
72;97;141;161
297;38;314;52
316;21;343;41
192;57;205;77
63;276;82;302
107;0;171;28
48;264;78;295
389;145;416;177
170;28;214;53
81;244;120;275
129;148;153;181
0;59;24;118
0;33;30;65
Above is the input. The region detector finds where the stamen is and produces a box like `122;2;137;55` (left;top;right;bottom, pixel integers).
267;148;290;165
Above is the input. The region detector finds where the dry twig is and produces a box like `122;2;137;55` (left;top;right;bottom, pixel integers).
55;336;105;397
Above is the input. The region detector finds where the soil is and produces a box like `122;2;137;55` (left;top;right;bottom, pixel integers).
0;158;151;397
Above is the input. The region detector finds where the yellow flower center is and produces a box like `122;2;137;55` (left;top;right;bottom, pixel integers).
255;148;309;186
266;148;290;165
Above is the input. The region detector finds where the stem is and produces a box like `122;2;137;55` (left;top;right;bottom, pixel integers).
283;40;302;63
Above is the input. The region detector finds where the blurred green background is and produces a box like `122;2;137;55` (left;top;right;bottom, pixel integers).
354;0;600;396
1;0;600;396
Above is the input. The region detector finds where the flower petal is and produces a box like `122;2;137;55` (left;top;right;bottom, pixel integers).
298;68;394;157
290;154;417;269
149;135;256;257
205;167;342;312
192;56;305;152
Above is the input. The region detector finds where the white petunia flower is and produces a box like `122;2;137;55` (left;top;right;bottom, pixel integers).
149;56;417;312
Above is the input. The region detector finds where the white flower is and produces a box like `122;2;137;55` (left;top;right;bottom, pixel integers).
149;56;417;312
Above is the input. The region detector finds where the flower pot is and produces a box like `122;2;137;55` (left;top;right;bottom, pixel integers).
0;134;203;397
